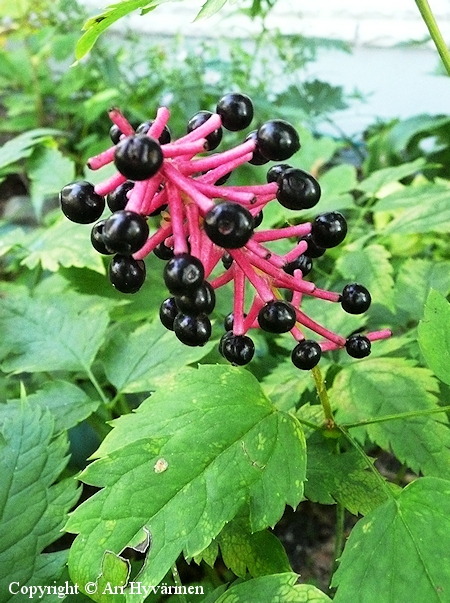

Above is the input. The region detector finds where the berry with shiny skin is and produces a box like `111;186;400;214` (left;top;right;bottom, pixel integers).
91;220;113;255
299;233;326;258
291;340;322;370
114;134;163;180
204;202;254;249
163;254;205;295
257;120;300;161
60;181;105;224
109;255;146;293
154;240;174;260
222;252;233;270
311;212;347;248
102;210;149;255
266;163;292;184
283;254;313;276
106;181;134;212
341;283;371;314
220;333;255;365
187;111;223;151
253;210;263;228
136;120;171;145
223;311;247;331
245;131;270;166
345;334;371;358
159;297;178;330
216;93;254;131
277;168;321;210
258;300;297;333
109;124;122;144
173;313;212;346
175;281;216;316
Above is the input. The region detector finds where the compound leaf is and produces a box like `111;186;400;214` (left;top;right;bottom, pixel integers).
215;573;332;603
0;403;80;601
331;358;450;478
66;365;306;602
0;286;110;374
332;477;450;602
418;289;450;386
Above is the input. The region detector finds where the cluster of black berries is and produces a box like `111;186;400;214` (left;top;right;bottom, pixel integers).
60;92;390;369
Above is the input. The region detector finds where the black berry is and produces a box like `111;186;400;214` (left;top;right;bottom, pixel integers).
159;297;178;330
216;93;254;131
266;163;292;184
277;168;321;210
114;134;163;181
60;181;105;224
283;254;313;276
220;333;255;365
345;334;371;358
204;202;254;249
106;181;134;212
222;252;233;270
311;212;347;248
253;211;264;228
175;281;216;316
109;124;122;144
257;120;300;161
299;233;326;258
245;131;270;166
109;255;146;293
154;240;174;260
223;311;247;331
136;120;171;145
91;220;113;255
187;111;223;151
341;284;371;314
163;254;205;295
258;300;297;333
173;313;212;346
102;210;149;255
291;340;322;370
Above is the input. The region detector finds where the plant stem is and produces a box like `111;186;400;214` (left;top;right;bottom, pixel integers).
342;403;450;429
311;365;335;428
86;366;109;406
415;0;450;76
171;563;187;603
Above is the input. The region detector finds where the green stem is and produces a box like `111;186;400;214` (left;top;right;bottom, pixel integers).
311;365;335;428
171;563;187;603
415;0;450;76
86;366;109;406
342;404;450;429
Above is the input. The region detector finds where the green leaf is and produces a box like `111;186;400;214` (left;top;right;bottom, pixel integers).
22;218;106;274
75;0;170;60
0;403;80;601
195;0;228;19
66;365;306;601
394;258;450;322
261;361;326;412
27;146;75;218
305;434;389;515
335;243;394;310
0;286;110;374
0;129;63;173
332;358;450;478
316;164;357;213
217;510;291;578
215;573;332;603
332;477;450;602
356;158;426;196
3;380;99;432
101;320;217;393
418;289;450;386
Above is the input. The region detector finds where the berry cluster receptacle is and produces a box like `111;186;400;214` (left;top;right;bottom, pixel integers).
60;92;391;369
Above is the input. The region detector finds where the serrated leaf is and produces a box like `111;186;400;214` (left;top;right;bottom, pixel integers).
305;434;389;515
0;287;110;373
418;289;450;386
335;244;394;310
215;573;332;603
4;380;99;432
101;320;217;393
217;510;291;578
316;164;357;213
27;146;75;218
22;218;106;274
395;259;450;322
374;181;449;211
261;361;321;412
66;365;306;601
0;129;63;172
356;158;426;196
332;358;450;478
75;0;171;60
332;477;450;602
0;404;80;601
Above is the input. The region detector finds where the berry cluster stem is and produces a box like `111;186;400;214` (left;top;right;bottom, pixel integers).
415;0;450;75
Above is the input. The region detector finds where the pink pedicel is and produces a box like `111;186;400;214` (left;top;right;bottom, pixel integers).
68;96;391;367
